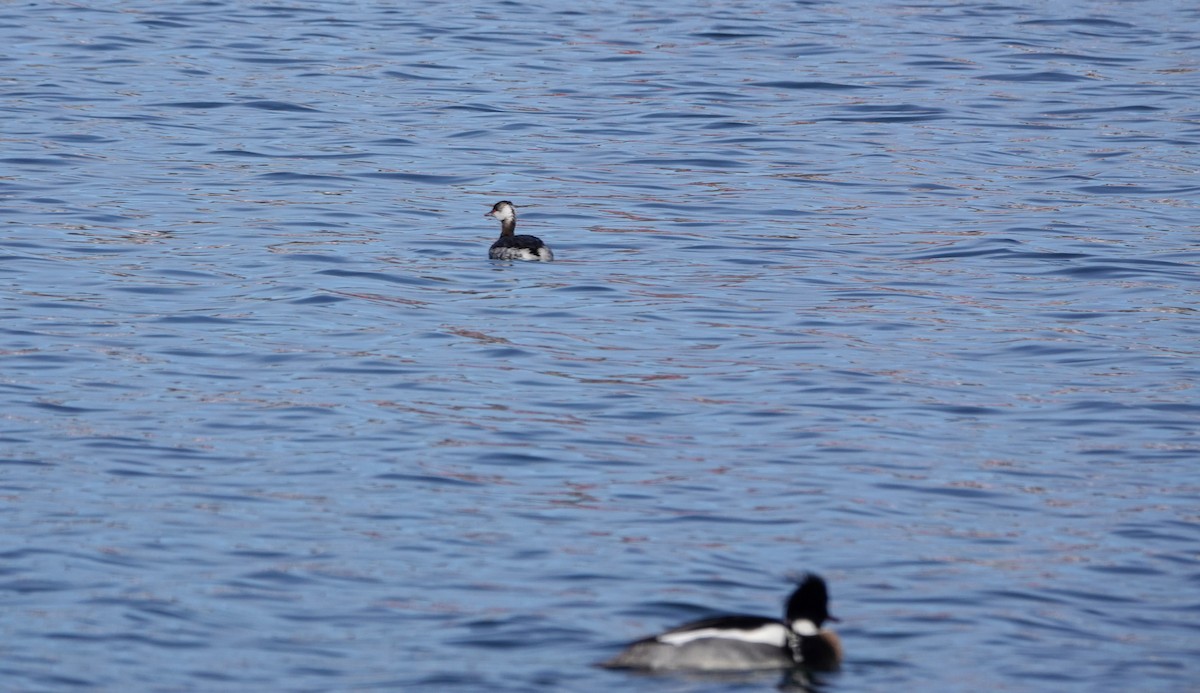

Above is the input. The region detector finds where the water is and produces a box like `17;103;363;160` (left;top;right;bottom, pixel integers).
3;1;1198;691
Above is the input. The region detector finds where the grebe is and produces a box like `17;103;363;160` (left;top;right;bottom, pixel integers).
600;574;842;673
484;200;553;261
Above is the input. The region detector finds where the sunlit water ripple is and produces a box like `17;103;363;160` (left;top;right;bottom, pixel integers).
2;1;1198;691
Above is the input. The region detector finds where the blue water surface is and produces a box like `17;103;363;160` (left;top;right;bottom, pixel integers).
2;1;1198;691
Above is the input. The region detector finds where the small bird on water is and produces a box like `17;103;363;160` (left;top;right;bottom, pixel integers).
599;574;842;673
484;200;553;261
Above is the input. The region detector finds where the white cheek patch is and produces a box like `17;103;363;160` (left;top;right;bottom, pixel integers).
790;619;818;636
658;624;788;647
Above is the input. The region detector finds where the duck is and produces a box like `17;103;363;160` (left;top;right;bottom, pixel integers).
600;573;842;673
484;200;553;261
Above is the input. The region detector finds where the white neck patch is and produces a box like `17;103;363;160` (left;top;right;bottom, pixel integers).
658;623;788;647
790;619;818;636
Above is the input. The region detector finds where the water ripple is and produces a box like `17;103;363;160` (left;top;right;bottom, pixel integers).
2;1;1197;691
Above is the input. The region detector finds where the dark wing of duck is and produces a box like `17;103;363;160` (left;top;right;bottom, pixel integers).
657;615;783;637
492;234;547;250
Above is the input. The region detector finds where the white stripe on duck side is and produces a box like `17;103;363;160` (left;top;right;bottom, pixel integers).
657;623;789;647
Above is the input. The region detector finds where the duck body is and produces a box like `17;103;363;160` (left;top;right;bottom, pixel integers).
602;615;794;671
600;574;842;673
485;200;553;261
489;234;554;261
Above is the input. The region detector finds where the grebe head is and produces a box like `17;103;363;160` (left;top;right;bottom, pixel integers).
786;574;836;636
485;200;516;223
